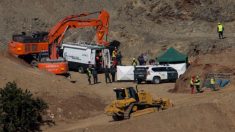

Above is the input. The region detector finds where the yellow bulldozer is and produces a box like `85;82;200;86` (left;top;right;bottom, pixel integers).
105;86;173;121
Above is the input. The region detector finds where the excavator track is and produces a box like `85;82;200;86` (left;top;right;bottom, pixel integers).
124;103;135;119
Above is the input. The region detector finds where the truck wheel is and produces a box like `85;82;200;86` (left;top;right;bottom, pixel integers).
112;115;124;121
152;76;160;84
137;79;142;84
78;67;84;73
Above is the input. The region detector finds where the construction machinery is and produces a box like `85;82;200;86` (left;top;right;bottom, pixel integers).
105;86;173;121
8;10;110;74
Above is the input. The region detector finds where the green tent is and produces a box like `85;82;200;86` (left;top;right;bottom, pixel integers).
157;47;188;64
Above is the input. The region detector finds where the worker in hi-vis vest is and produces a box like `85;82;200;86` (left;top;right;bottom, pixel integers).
210;77;216;91
190;76;195;94
194;75;203;93
217;23;224;39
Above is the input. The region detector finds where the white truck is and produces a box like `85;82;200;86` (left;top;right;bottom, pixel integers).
61;42;111;73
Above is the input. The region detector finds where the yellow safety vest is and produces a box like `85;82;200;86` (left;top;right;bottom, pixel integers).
112;51;116;58
132;60;137;66
218;25;223;32
87;69;92;76
190;79;194;85
194;79;200;85
210;78;215;84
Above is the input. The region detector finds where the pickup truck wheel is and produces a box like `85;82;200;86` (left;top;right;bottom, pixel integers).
78;67;84;73
152;76;160;84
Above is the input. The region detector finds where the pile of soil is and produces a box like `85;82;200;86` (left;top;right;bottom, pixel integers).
173;48;235;93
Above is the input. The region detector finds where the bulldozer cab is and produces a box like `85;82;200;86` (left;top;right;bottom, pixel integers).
114;87;139;101
114;89;126;100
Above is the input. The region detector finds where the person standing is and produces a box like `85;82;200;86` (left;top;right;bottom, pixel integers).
112;48;117;61
92;66;98;84
116;51;123;65
210;77;216;91
138;54;145;65
86;67;92;85
104;65;111;83
217;23;224;39
190;76;195;94
149;59;156;65
110;65;116;82
131;58;138;66
95;55;100;69
98;52;103;67
194;75;203;93
143;53;149;65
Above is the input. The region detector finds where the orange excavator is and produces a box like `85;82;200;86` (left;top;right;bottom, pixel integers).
8;10;110;74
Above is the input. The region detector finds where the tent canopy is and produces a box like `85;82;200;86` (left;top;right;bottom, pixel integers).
157;47;188;64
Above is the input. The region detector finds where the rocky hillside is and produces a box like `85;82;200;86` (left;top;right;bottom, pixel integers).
0;0;235;58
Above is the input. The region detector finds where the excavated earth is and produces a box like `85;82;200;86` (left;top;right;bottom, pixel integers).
0;0;235;132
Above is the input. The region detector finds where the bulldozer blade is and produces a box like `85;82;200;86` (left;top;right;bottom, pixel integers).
131;108;157;117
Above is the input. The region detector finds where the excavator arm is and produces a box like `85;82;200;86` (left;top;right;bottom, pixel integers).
48;10;109;60
8;9;110;74
48;10;109;45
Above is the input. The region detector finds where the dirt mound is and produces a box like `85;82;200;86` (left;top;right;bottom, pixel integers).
0;53;105;120
173;48;235;93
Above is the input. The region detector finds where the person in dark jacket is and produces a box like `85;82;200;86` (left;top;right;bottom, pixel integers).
138;54;145;65
104;65;111;83
92;66;98;84
110;65;117;82
116;51;123;65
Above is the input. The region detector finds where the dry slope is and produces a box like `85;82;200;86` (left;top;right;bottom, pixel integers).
0;53;105;121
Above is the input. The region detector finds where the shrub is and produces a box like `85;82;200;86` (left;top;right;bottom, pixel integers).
0;82;48;131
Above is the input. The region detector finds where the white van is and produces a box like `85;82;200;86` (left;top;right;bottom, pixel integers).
61;42;111;73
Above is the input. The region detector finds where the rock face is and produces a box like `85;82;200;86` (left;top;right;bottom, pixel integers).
1;0;235;59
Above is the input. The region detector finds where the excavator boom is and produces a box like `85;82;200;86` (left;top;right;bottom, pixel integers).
8;10;110;74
